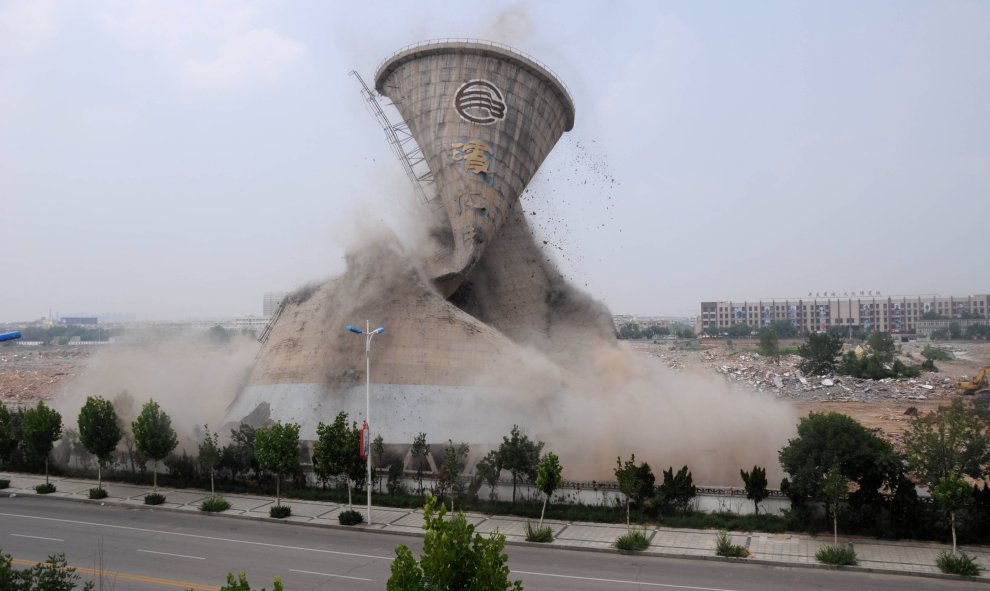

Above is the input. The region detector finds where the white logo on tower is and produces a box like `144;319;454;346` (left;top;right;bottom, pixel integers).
453;80;506;125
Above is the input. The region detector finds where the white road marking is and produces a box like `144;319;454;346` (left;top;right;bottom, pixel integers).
289;568;374;582
513;570;739;591
137;549;205;560
2;509;739;591
11;533;64;542
0;511;393;560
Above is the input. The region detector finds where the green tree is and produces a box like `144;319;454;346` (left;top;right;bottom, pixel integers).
313;412;362;507
437;440;470;510
220;424;257;482
822;465;849;544
198;424;221;498
21;401;63;485
372;433;386;493
131;399;178;492
903;399;988;552
218;572;284;591
0;552;94;591
726;323;754;338
475;450;501;501
770;319;799;339
866;331;896;365
740;465;769;515
903;399;987;486
949;321;962;339
614;454;655;525
779;412;904;520
387;494;523;591
932;475;972;554
758;328;780;364
254;421;300;508
657;465;697;515
77;396;122;492
497;425;544;503
0;401;15;468
797;333;843;376
410;432;430;495
535;452;563;528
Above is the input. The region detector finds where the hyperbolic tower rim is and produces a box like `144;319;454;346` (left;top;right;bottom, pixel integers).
374;38;575;132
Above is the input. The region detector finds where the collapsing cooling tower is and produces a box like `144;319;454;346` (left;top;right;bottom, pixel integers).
374;41;575;297
226;41;615;443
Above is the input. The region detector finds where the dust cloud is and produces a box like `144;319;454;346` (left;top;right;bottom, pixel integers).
462;338;796;486
52;332;258;449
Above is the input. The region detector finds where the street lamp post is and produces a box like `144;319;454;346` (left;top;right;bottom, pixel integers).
345;321;384;525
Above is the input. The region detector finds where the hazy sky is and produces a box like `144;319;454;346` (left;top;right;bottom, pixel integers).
2;0;988;323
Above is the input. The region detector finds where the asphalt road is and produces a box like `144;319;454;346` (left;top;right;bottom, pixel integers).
0;495;981;590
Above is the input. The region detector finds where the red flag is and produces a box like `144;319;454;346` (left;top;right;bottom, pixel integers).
360;421;369;460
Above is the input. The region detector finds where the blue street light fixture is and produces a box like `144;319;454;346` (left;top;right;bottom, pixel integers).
344;321;384;524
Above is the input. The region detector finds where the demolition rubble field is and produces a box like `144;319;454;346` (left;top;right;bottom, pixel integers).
633;339;990;449
0;346;91;408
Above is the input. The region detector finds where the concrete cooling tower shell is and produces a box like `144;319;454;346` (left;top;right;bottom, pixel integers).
374;40;576;297
227;41;617;447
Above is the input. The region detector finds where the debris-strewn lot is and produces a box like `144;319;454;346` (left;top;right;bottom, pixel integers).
633;339;990;449
0;346;90;408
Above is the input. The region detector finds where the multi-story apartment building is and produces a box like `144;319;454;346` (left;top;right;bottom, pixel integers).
700;293;989;335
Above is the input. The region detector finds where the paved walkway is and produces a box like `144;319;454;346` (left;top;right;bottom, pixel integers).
3;471;988;581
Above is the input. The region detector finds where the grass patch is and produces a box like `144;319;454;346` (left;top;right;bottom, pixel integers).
200;496;231;512
0;479;9;489
269;505;292;518
338;509;364;525
815;545;858;566
936;552;981;576
614;529;650;552
714;531;749;558
525;522;554;543
35;483;56;494
88;487;108;499
144;493;166;505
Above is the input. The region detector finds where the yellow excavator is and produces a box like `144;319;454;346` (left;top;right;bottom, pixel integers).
959;367;990;395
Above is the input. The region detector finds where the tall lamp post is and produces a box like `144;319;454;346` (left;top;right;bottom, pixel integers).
345;321;384;525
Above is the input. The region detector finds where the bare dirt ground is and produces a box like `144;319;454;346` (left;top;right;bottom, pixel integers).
2;340;988;452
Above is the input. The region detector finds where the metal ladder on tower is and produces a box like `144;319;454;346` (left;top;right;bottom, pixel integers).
349;70;439;209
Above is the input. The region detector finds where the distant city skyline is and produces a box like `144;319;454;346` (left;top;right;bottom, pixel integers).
2;1;988;323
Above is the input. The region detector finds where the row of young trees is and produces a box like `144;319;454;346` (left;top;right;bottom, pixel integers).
0;397;181;498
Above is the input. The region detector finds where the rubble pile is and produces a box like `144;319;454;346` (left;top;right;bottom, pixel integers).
707;352;950;403
0;348;87;409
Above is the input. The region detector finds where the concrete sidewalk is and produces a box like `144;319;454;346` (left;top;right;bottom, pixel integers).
3;471;988;581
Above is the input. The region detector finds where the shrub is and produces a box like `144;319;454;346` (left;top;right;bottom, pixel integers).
200;497;231;512
144;493;166;505
35;482;56;494
269;505;291;518
614;529;650;552
0;479;9;489
338;509;363;525
815;545;858;566
88;487;108;499
525;521;554;543
714;531;749;558
936;551;980;576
